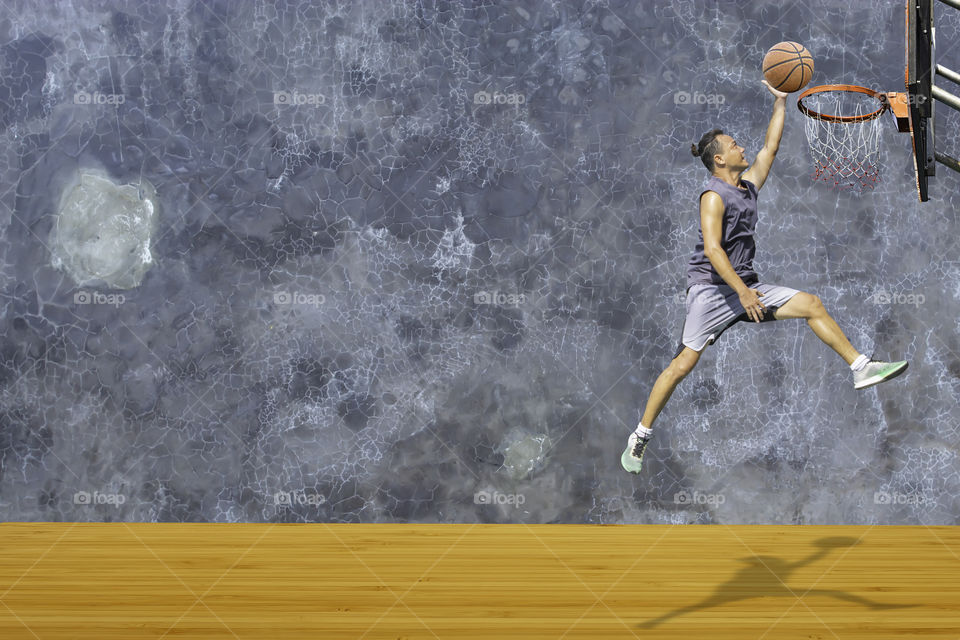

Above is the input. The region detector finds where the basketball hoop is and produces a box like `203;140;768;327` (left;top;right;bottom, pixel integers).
797;84;889;192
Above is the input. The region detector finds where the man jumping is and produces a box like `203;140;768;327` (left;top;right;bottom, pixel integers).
621;80;909;474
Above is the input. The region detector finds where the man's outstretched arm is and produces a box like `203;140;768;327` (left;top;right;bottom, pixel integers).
742;80;789;190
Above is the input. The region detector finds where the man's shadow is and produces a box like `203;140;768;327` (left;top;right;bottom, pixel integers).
638;536;919;629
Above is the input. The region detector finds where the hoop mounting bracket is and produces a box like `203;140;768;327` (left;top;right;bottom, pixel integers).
885;92;911;132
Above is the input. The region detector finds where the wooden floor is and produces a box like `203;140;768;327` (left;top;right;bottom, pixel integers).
1;523;957;638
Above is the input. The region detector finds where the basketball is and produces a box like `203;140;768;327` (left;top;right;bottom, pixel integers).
762;41;814;93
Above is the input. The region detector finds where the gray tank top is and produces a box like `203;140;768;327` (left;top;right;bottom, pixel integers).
686;176;760;290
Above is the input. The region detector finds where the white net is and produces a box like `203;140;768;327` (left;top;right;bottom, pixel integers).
800;88;886;192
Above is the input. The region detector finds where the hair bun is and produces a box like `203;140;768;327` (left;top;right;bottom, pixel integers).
690;143;700;157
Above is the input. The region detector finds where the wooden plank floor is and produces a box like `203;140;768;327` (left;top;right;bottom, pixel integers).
1;524;957;638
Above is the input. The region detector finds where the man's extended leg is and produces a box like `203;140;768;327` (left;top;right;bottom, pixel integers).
772;291;908;389
772;292;859;364
640;346;704;429
622;345;704;473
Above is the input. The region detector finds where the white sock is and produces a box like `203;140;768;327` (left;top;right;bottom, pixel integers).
634;423;652;439
850;354;870;372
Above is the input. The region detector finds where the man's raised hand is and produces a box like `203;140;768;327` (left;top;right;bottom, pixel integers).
761;79;789;100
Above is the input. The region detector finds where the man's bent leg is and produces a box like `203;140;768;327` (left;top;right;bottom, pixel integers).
773;292;859;365
640;346;703;429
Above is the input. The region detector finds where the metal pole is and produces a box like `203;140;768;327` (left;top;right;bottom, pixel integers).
935;64;960;86
938;0;960;11
935;151;960;175
932;85;960;114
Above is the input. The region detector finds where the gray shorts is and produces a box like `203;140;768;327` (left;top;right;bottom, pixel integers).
673;281;801;359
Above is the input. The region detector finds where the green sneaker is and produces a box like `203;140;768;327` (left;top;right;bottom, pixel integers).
854;358;909;390
621;432;651;474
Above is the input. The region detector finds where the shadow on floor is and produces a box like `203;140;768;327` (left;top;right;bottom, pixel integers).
638;535;919;629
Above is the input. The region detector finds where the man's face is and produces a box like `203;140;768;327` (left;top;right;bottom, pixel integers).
715;134;747;171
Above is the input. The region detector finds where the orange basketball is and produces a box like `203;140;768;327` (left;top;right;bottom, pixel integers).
762;41;814;93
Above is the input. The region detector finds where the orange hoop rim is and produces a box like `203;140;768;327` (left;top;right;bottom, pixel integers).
797;84;889;123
